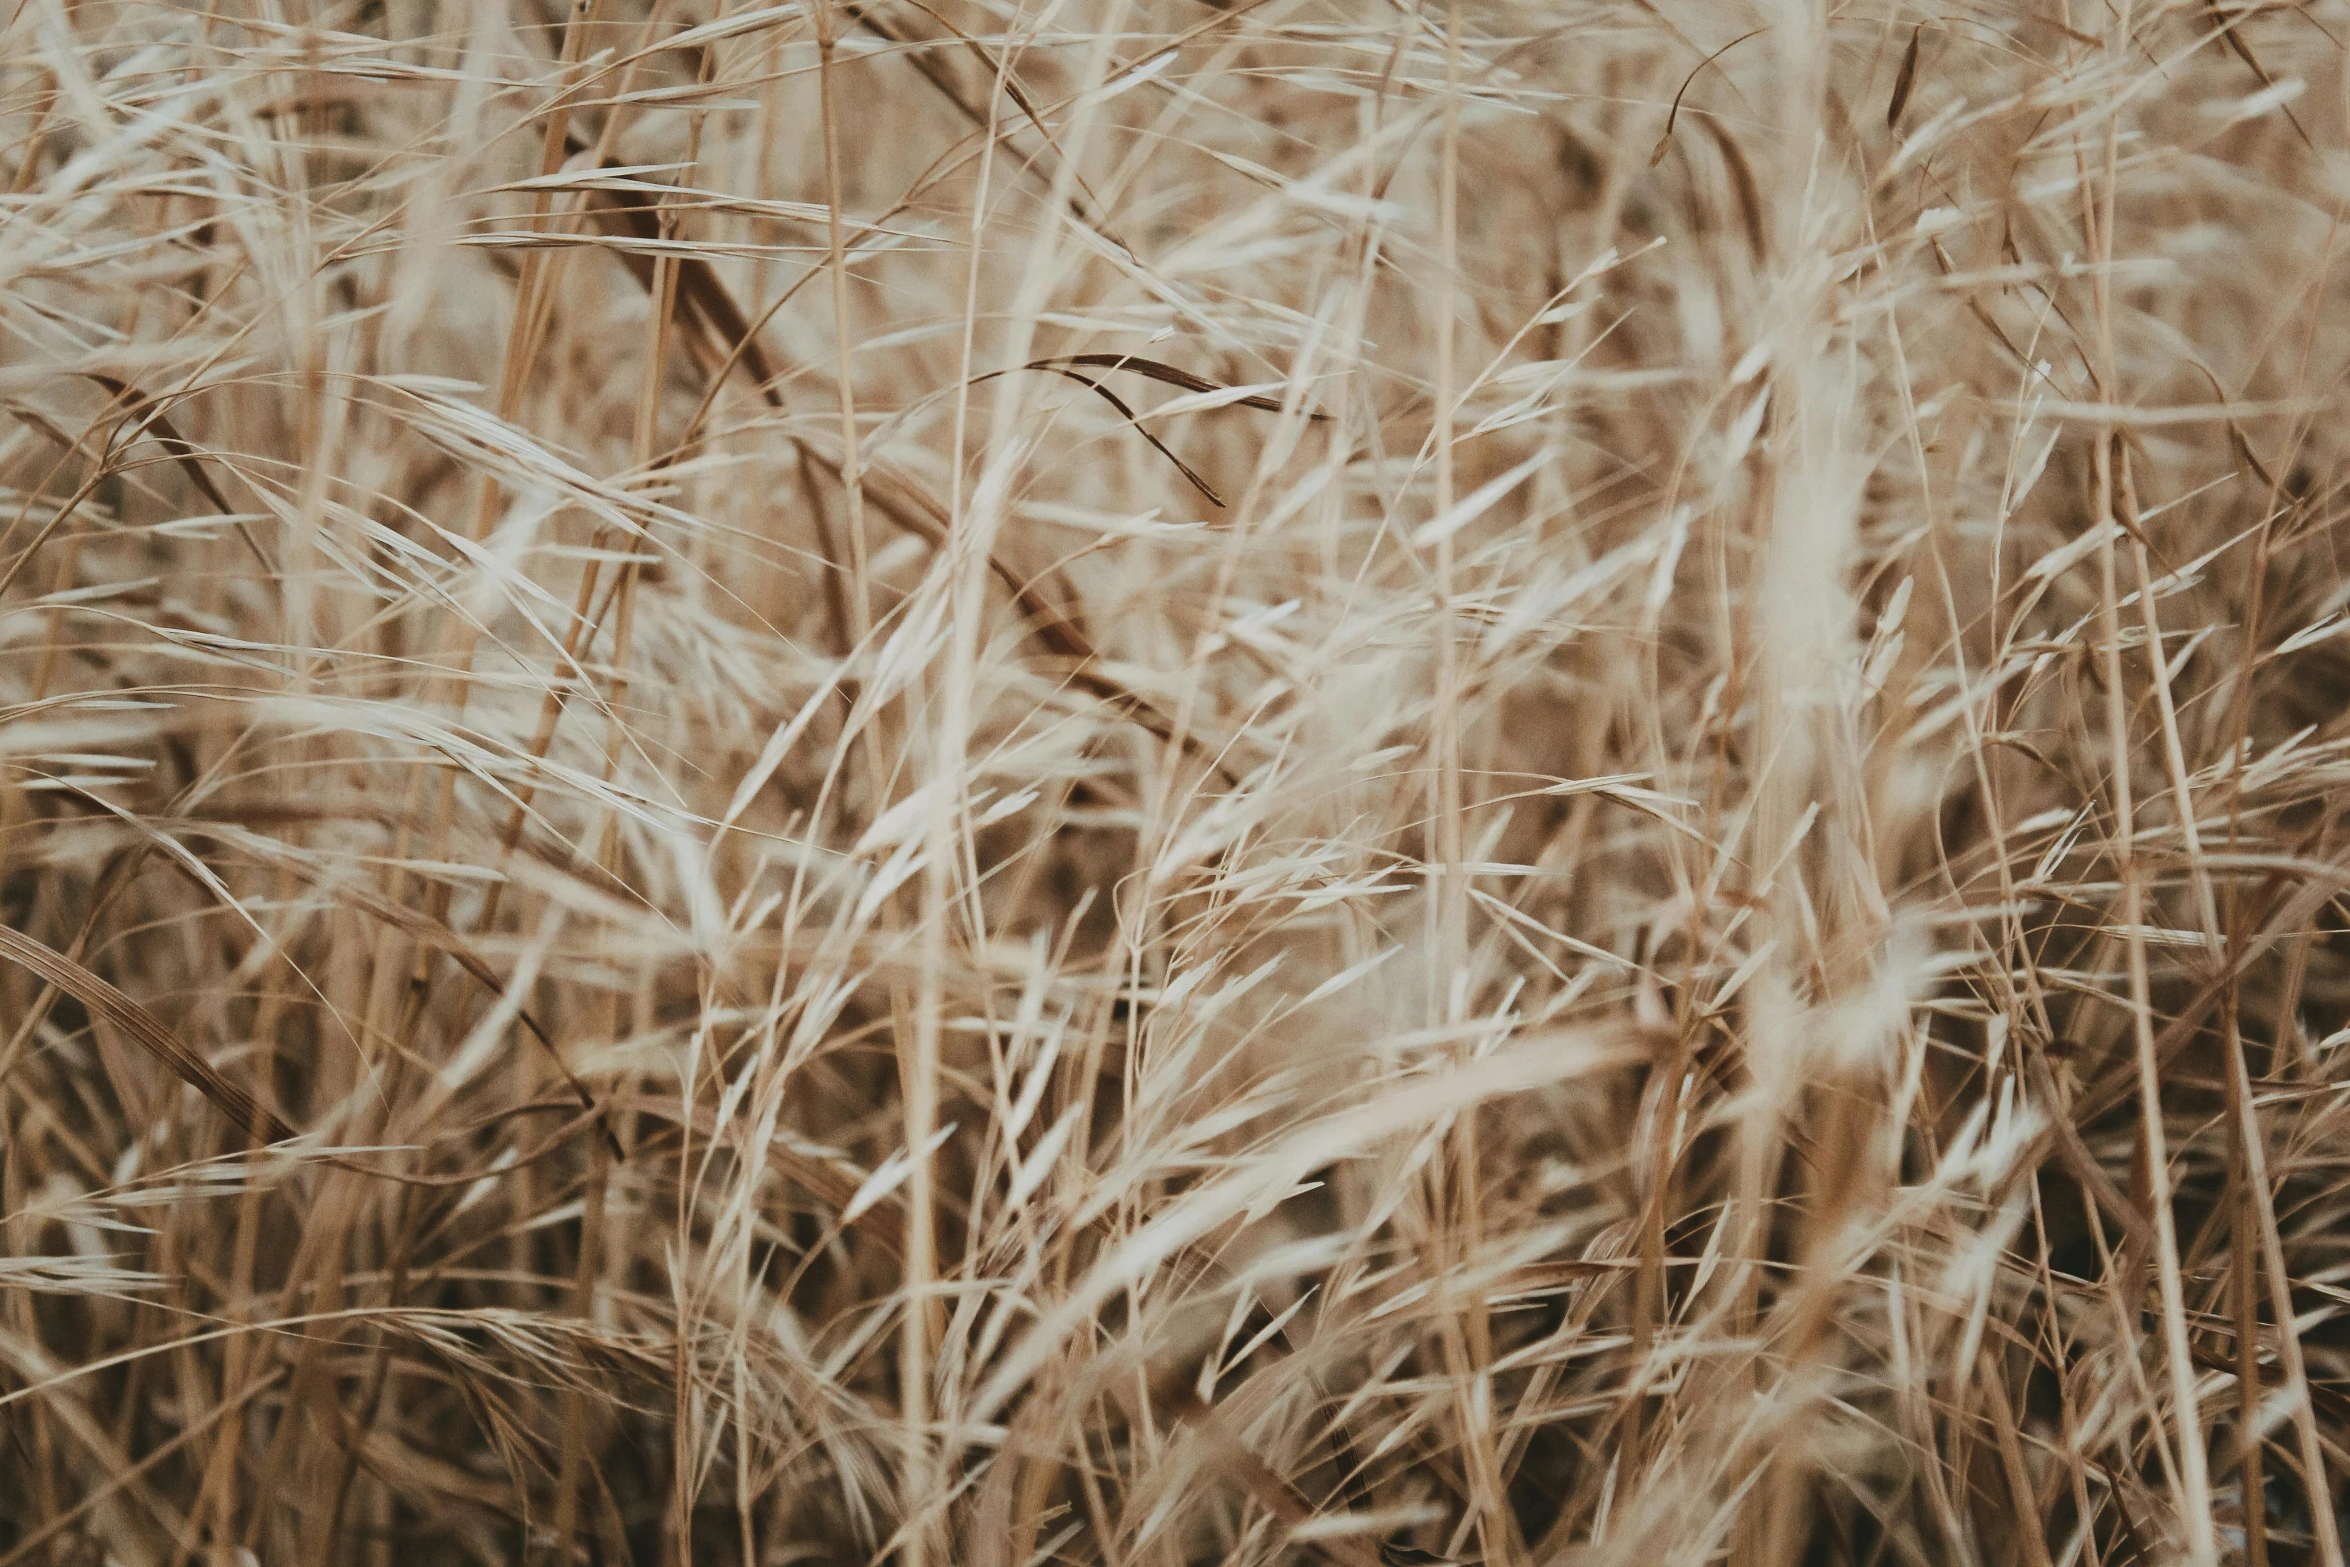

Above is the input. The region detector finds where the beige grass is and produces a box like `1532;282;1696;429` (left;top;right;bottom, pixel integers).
3;0;2349;1563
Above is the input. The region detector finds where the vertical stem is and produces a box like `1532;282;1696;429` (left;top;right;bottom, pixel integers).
1429;7;1506;1562
2119;446;2275;1567
904;9;1015;1562
817;0;874;654
555;1123;612;1565
2091;433;2217;1567
2079;0;2215;1524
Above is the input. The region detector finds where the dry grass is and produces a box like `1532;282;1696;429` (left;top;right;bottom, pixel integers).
2;0;2349;1563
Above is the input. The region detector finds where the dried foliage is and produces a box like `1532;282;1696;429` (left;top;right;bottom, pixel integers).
3;1;2350;1564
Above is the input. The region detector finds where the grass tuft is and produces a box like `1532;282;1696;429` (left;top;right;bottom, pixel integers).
2;1;2349;1564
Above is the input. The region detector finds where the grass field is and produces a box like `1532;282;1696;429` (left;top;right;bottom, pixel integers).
3;1;2349;1563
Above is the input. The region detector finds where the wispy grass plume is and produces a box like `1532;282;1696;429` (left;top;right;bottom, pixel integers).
3;2;2349;1564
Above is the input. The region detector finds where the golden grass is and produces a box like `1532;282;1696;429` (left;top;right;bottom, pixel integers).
2;0;2349;1563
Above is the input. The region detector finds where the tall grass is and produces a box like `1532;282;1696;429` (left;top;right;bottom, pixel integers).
2;0;2348;1563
